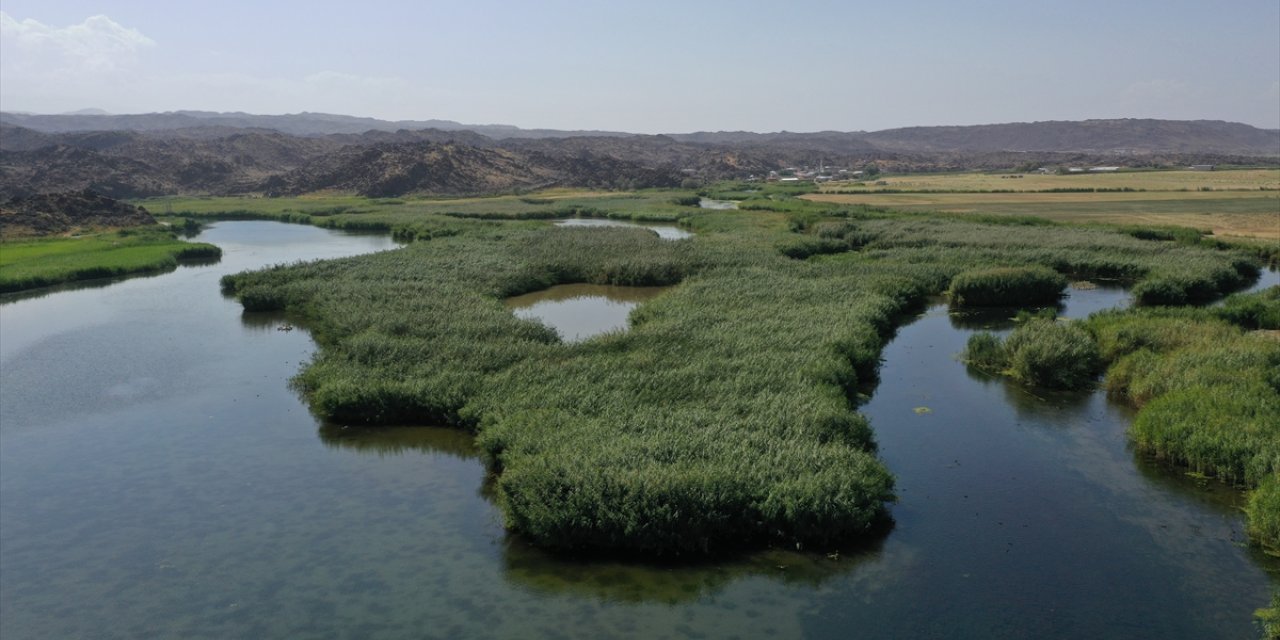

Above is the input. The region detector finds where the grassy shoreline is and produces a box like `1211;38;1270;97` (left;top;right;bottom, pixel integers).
962;287;1280;555
0;226;222;294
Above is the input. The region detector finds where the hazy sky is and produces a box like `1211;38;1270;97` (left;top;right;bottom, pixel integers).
2;0;1278;132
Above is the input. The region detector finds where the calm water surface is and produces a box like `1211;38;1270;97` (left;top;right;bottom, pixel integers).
1;224;1275;639
505;283;669;342
553;217;693;239
698;198;738;210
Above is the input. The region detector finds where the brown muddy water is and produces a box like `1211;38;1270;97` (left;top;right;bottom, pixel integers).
0;221;1276;639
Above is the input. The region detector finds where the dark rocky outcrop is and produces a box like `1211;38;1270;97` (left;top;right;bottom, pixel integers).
0;114;1275;199
0;191;155;237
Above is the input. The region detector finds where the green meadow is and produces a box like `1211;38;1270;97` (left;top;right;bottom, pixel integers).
0;226;222;294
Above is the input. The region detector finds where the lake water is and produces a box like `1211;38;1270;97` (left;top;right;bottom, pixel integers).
698;198;739;210
552;217;693;239
1;223;1275;639
505;283;669;342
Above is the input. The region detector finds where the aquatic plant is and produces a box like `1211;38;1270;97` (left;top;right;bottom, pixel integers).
217;193;1263;555
947;266;1067;307
1246;475;1280;557
961;320;1100;389
1214;285;1280;330
1083;305;1280;554
962;332;1006;372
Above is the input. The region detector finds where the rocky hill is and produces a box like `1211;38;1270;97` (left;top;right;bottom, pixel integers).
262;143;558;197
0;191;155;237
6;111;1277;154
1;114;1276;200
861;119;1280;155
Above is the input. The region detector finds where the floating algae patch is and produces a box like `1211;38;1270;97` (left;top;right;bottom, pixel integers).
505;283;670;342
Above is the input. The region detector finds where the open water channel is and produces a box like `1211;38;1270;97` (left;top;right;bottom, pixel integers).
1;221;1276;639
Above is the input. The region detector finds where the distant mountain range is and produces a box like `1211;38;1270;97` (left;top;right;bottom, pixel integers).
4;110;1277;154
1;111;1276;200
0;110;633;140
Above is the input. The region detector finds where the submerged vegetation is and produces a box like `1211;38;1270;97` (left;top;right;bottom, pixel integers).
208;187;1271;557
0;226;221;294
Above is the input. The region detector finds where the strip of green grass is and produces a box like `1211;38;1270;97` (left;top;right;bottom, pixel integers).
0;226;221;293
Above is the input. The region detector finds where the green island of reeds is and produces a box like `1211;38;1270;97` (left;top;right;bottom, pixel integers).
0;225;222;294
203;187;1268;556
963;318;1103;389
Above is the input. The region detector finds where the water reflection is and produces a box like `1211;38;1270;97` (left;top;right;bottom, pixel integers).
505;283;669;342
317;419;891;607
0;267;178;305
501;538;881;605
947;305;1059;331
4;221;1275;639
1236;266;1279;296
552;217;693;239
698;198;739;210
945;282;1130;330
318;424;480;460
997;379;1101;426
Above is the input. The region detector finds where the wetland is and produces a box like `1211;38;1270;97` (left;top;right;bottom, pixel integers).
3;193;1278;638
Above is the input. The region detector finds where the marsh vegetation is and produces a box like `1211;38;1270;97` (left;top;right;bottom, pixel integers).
211;187;1267;557
4;213;1276;638
964;285;1280;557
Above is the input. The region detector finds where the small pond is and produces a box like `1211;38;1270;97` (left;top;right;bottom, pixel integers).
505;283;669;342
552;217;692;239
698;198;739;210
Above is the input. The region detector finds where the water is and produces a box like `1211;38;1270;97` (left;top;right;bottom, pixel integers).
698;198;739;210
504;283;669;342
1;227;1275;639
552;217;693;239
1242;266;1280;293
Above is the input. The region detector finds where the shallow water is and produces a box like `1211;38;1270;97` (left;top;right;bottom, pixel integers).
1;226;1275;639
552;217;693;239
504;283;669;342
698;198;739;210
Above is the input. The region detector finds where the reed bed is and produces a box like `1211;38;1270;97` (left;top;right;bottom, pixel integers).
218;193;1266;555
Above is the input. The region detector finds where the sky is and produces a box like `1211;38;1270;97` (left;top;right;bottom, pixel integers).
1;0;1278;133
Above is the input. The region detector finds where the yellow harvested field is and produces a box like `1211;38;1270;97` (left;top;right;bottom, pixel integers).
817;168;1280;192
805;169;1280;240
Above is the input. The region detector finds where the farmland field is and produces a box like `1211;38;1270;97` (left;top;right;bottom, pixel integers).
805;169;1280;240
816;168;1280;192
